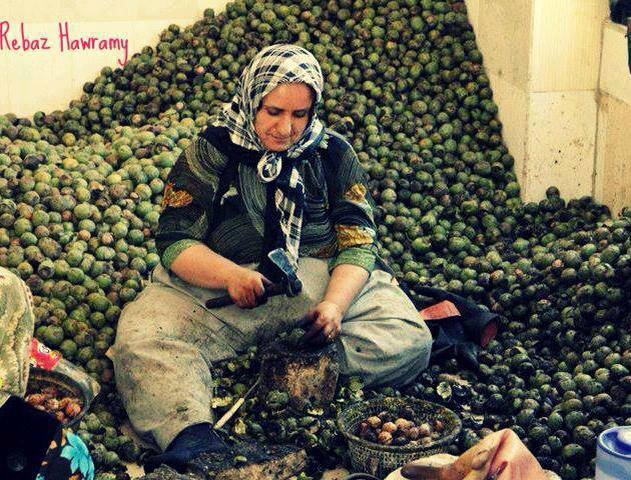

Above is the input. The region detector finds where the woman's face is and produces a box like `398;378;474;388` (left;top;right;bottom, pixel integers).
254;82;313;152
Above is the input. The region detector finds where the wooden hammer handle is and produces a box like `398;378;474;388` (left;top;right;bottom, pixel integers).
205;283;285;309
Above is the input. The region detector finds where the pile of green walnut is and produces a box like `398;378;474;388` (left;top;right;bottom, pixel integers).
1;0;630;479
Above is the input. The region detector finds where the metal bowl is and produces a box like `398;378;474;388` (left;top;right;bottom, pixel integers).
26;367;96;427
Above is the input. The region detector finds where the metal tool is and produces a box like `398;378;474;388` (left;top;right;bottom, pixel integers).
205;248;302;309
213;379;259;430
267;248;301;296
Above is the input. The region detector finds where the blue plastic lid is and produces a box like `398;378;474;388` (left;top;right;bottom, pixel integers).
599;426;631;459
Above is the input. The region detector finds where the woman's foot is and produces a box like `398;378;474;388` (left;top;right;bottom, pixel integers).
144;423;229;474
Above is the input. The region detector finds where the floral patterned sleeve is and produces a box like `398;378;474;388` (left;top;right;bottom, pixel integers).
325;132;378;274
37;429;95;480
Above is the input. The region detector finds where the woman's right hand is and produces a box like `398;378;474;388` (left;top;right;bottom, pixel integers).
225;267;273;308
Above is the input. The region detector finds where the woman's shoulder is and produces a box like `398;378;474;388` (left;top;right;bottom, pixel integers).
201;125;261;166
199;125;231;153
322;128;354;155
318;129;359;175
169;126;238;190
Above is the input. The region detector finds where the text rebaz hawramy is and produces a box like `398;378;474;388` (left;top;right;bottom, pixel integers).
0;21;129;66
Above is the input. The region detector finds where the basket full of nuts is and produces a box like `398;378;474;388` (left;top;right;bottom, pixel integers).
337;396;462;478
25;367;94;427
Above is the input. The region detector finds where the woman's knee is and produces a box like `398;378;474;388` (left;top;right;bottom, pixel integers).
109;286;180;356
107;308;144;366
384;319;432;376
109;283;228;369
349;315;430;357
339;317;431;387
402;318;432;362
116;282;198;336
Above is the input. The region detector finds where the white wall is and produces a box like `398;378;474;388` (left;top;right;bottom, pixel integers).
468;0;630;213
0;0;229;116
595;21;631;215
468;0;610;202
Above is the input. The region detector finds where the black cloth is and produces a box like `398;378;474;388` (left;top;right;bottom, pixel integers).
611;0;631;24
414;286;499;342
0;396;95;480
0;396;60;480
144;423;228;474
413;287;500;371
610;0;631;73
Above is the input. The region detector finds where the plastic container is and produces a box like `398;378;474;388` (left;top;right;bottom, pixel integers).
337;397;461;479
595;426;631;479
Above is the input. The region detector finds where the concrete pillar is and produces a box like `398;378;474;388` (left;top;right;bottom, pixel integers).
595;21;631;215
467;0;615;204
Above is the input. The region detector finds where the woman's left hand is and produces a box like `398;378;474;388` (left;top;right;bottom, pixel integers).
300;300;343;344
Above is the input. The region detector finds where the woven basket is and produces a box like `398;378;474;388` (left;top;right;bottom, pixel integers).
337;397;462;478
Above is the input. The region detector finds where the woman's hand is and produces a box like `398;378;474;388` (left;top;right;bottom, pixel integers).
301;300;344;344
401;429;543;480
225;267;273;309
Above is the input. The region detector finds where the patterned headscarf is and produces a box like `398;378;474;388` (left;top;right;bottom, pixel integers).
211;44;326;269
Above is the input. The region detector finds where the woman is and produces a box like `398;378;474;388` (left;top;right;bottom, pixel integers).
108;44;432;472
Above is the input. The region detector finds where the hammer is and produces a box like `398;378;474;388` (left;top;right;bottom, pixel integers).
205;248;302;309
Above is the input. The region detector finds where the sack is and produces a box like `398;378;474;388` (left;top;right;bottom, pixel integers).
611;0;631;25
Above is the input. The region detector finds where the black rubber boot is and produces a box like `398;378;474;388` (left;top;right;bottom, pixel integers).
430;318;482;371
411;286;501;370
414;286;499;347
144;423;229;474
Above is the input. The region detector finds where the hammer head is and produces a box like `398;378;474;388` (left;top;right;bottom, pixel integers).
267;248;302;297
